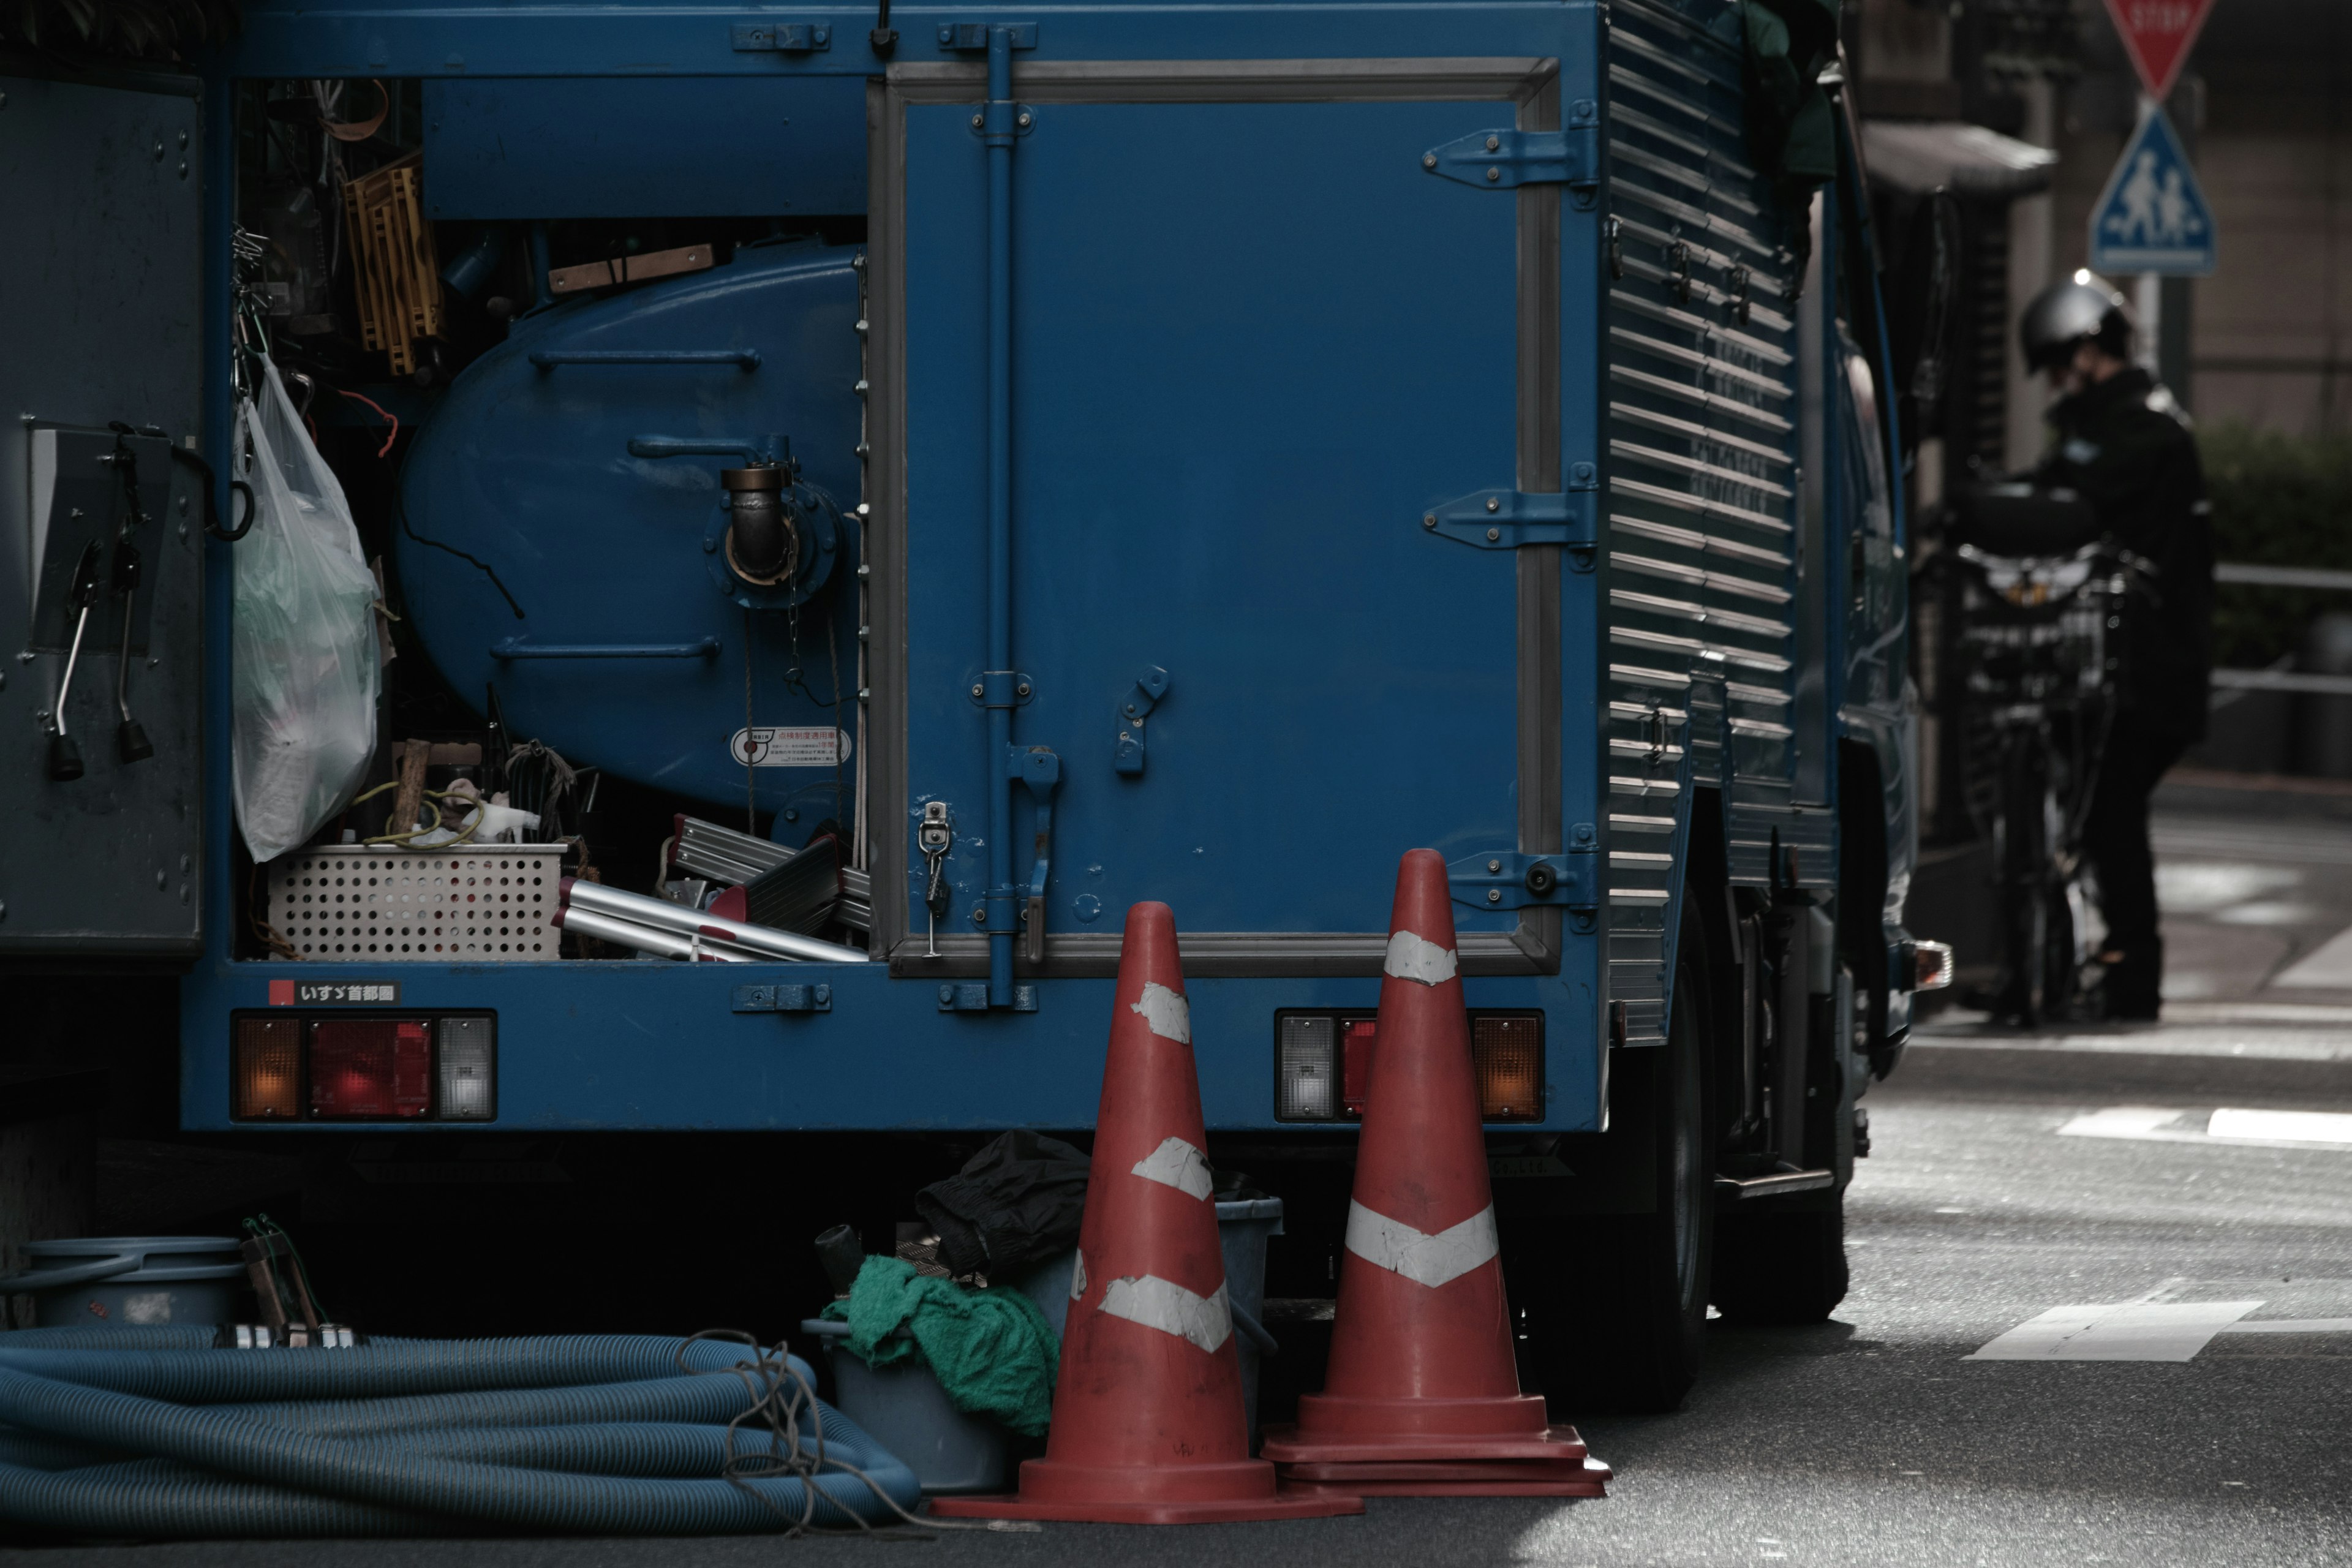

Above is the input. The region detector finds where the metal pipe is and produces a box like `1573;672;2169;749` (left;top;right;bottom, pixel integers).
560;876;870;964
550;903;763;963
985;24;1016;1007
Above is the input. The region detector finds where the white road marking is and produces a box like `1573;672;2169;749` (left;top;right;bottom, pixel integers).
1099;1273;1231;1353
2059;1106;2193;1139
1382;929;1458;987
1913;1026;2352;1062
2058;1105;2352;1150
2274;924;2352;989
2154;861;2302;913
2163;1001;2352;1025
2214;1317;2352;1335
1128;980;1191;1044
1967;1300;2264;1361
1344;1199;1498;1288
2212;900;2330;927
1130;1135;1216;1199
2207;1107;2352;1144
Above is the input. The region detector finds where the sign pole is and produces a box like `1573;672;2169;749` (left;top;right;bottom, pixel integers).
2135;272;2162;375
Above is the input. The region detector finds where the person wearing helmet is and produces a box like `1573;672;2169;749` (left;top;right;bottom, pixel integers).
2020;271;2215;1020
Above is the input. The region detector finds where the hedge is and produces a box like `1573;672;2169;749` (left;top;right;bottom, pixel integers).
2199;422;2352;671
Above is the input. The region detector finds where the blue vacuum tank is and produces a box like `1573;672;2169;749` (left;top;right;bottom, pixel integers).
393;240;862;815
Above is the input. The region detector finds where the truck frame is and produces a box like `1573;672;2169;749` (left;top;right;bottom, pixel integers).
2;0;1923;1409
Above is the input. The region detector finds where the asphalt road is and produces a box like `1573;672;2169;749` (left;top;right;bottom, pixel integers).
9;777;2350;1567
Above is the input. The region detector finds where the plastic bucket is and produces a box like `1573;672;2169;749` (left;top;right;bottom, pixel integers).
1006;1197;1284;1436
0;1237;249;1329
797;1319;1012;1495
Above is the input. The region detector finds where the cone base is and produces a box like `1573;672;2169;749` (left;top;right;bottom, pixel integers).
1285;1389;1554;1441
1261;1420;1590;1464
1280;1454;1610;1485
1276;1461;1610;1499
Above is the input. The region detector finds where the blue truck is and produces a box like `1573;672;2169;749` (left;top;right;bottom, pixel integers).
2;0;1937;1409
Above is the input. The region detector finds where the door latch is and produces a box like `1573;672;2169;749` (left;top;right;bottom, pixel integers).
1009;746;1061;964
918;801;954;956
1113;665;1169;775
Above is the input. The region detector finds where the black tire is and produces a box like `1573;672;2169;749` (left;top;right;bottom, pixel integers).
1713;1204;1849;1325
1522;922;1714;1414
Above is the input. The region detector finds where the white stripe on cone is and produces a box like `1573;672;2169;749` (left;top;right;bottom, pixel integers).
1129;981;1193;1043
1131;1136;1216;1199
1100;1274;1233;1354
1383;930;1459;987
1344;1199;1499;1289
1070;1248;1088;1301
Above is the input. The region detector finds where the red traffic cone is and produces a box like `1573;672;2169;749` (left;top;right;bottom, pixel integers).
931;903;1362;1524
1259;850;1605;1496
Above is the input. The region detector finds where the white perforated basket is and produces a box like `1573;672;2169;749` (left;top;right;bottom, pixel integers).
266;846;566;961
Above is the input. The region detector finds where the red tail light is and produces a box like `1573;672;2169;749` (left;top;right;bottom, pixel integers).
1340;1017;1379;1117
309;1020;431;1119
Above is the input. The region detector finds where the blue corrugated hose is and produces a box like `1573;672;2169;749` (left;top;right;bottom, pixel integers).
0;1331;922;1538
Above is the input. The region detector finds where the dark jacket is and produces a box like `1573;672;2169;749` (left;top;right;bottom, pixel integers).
2035;368;2214;741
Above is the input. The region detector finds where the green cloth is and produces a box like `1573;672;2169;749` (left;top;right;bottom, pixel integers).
819;1256;1060;1436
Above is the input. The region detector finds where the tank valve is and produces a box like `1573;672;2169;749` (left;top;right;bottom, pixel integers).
722;465;796;586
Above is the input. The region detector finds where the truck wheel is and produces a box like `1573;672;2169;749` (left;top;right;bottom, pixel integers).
1713;1204;1849;1324
1521;925;1714;1414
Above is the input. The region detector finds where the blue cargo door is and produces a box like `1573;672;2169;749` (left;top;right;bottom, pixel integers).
875;58;1571;976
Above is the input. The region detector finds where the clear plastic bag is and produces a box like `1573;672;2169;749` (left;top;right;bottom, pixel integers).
230;363;383;862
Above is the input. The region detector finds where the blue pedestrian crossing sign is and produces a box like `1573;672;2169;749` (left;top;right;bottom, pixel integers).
2089;105;2215;276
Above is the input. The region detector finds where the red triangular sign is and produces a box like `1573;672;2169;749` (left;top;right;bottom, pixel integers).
2103;0;2220;104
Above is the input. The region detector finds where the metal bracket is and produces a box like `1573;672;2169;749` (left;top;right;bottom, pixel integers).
1113;665;1170;776
1567;821;1600;933
941;981;1037;1012
1009;745;1061;964
969;670;1035;709
1420;469;1599;570
731;20;831;51
733;983;834;1014
968;102;1038;141
1420;102;1600;206
938;21;1038;48
1447;850;1589;913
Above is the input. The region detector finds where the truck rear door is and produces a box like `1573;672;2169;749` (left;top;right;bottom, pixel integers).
872;56;1576;977
1;65;208;962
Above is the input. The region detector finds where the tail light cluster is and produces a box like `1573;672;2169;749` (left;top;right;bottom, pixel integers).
1275;1010;1543;1123
232;1015;496;1121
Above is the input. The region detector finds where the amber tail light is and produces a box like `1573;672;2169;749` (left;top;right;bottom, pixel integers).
232;1018;303;1120
1471;1014;1544;1121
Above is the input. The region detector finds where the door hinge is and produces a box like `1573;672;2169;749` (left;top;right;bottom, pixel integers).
1420;467;1599;569
733;982;834;1014
1447;850;1592;913
938;21;1038;48
1420;102;1601;206
730;20;832;51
